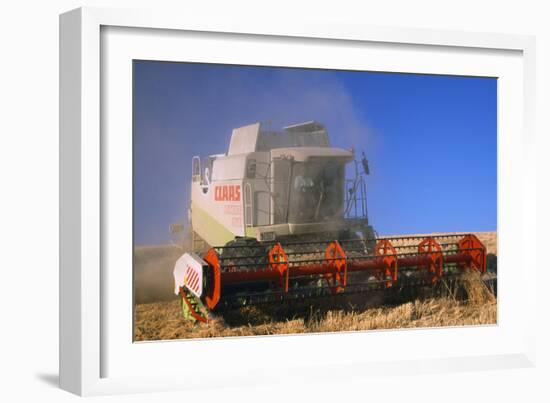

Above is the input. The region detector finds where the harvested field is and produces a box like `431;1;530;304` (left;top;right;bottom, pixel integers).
134;294;496;341
133;231;496;341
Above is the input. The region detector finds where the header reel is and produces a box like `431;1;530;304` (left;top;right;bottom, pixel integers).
174;233;487;323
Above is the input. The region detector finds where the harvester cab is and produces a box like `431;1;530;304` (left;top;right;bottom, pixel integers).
188;121;374;251
173;122;488;323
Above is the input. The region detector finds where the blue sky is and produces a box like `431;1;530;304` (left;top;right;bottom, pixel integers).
133;61;496;245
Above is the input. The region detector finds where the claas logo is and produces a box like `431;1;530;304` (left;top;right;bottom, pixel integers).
214;185;241;201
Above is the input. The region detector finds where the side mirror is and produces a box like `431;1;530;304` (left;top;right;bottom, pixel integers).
361;152;370;175
192;156;201;182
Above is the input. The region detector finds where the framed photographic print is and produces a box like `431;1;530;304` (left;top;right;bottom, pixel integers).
60;6;537;396
132;60;498;341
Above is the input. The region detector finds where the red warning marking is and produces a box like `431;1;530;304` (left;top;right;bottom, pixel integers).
186;267;200;293
189;272;198;291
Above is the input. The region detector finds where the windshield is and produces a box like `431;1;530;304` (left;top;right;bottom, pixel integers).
288;161;345;223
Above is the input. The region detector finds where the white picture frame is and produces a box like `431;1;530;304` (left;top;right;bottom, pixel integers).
59;6;537;396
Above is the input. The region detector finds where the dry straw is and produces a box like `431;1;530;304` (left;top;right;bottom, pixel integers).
134;273;496;341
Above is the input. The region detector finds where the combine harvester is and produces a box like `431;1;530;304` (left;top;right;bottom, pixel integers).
173;122;488;322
